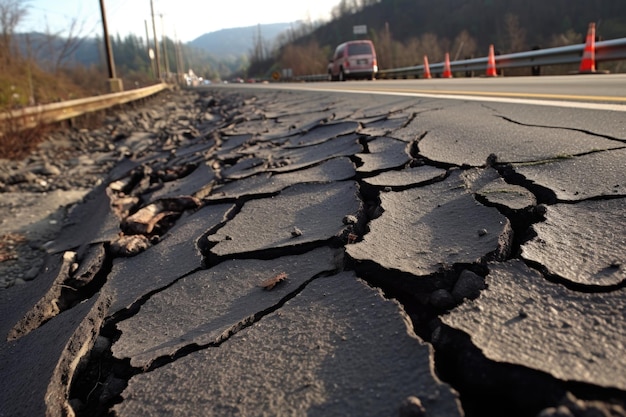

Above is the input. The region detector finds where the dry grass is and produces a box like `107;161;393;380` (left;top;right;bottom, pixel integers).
0;60;97;108
0;59;106;160
0;121;52;160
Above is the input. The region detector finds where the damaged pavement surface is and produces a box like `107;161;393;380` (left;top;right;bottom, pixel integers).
0;87;625;417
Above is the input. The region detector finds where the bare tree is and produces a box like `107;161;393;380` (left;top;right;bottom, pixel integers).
37;14;88;73
251;24;265;63
0;0;28;67
382;37;412;68
374;22;393;70
280;40;328;76
549;29;581;47
420;33;443;63
400;37;421;67
54;18;86;72
452;30;478;60
331;0;359;19
505;13;527;53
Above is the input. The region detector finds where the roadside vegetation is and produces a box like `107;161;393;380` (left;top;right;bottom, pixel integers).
0;0;219;158
0;0;220;111
246;0;626;79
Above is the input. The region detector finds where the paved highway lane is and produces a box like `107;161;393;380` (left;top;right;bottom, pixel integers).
342;74;626;101
239;73;626;111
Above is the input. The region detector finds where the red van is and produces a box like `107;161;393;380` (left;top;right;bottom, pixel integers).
328;40;378;81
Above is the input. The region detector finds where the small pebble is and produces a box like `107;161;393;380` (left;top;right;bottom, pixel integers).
398;396;426;417
23;266;40;281
343;214;358;225
451;270;486;302
429;289;455;309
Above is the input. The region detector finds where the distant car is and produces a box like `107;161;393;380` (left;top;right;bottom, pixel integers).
328;40;378;81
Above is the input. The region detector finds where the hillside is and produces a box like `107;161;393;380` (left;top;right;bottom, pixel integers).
14;22;293;82
189;23;293;60
305;0;626;54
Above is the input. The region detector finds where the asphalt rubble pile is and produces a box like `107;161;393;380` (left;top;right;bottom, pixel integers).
0;87;624;417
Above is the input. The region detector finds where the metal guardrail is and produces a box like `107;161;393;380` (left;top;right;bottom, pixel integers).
295;37;626;81
1;83;169;130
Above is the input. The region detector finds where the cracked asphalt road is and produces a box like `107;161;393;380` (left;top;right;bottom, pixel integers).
0;87;625;417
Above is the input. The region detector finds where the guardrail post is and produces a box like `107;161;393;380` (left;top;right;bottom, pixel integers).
531;46;541;76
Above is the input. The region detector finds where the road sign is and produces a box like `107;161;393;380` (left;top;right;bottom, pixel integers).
353;25;367;35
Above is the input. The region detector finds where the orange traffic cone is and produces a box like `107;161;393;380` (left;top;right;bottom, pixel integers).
486;44;498;77
579;22;596;73
442;53;452;78
423;55;432;79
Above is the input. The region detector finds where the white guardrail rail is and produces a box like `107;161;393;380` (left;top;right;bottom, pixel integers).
1;83;169;130
295;37;626;81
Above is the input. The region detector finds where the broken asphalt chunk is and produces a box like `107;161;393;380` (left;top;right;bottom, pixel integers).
356;136;412;174
463;167;537;211
209;157;355;200
220;156;266;180
110;234;151;257
106;203;234;313
257;133;362;173
514;148;626;201
347;170;512;276
0;293;108;417
441;260;626;391
114;272;462;417
216;133;254;155
112;247;342;369
209;181;362;258
122;196;201;235
284;121;359;148
417;103;622;167
46;184;121;253
358;113;410;136
362;165;446;189
147;162;216;201
9;242;109;342
522;198;625;287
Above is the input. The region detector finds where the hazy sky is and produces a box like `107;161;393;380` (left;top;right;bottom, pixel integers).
19;0;341;42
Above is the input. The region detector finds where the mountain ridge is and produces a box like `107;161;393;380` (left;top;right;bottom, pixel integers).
189;22;293;60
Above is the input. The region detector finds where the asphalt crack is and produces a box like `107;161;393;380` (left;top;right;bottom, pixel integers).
5;89;624;417
7;243;111;341
498;115;626;144
69;267;341;416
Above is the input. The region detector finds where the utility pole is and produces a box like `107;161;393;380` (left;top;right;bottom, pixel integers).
160;14;170;80
177;40;184;84
99;0;123;91
144;19;155;79
150;0;162;80
174;29;184;85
